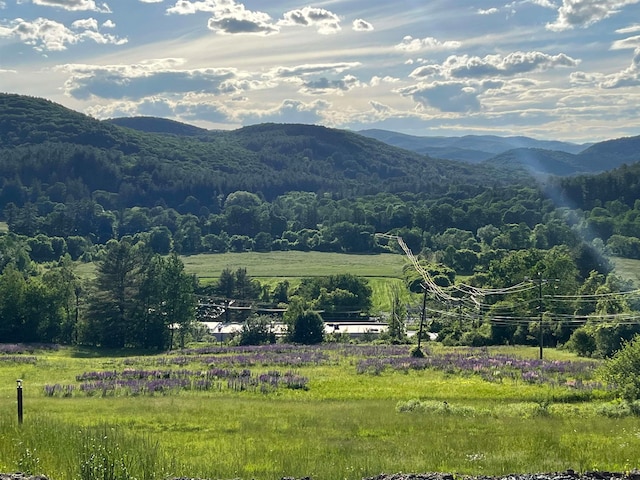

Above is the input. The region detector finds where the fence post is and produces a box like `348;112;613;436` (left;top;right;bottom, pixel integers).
17;379;23;424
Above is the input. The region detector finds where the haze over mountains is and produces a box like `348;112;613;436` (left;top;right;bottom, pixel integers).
358;129;590;163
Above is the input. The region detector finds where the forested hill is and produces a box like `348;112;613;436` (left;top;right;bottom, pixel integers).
0;93;526;208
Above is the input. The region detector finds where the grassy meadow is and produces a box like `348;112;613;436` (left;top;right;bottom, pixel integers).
0;343;639;480
75;251;413;313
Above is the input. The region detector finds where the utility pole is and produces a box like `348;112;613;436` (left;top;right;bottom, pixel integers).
417;284;427;351
537;272;544;360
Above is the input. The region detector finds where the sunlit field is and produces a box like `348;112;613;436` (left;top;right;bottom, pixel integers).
74;251;412;313
0;343;638;480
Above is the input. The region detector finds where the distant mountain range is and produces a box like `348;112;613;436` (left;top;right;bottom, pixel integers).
358;129;640;176
358;129;590;162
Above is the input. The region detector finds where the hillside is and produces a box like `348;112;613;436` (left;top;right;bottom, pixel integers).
0;93;527;208
107;116;209;136
483;148;583;176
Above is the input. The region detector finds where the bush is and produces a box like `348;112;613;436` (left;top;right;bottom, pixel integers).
567;327;597;357
600;334;640;402
290;310;324;344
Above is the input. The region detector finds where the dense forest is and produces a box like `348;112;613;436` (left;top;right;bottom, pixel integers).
2;92;640;355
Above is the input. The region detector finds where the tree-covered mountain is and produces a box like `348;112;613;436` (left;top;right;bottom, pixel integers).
483;148;583;176
0;93;526;209
107;116;210;136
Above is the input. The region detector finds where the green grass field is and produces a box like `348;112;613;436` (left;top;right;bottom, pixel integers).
0;343;637;480
611;256;640;284
75;251;412;313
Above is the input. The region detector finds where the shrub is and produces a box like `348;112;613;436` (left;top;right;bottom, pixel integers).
600;334;640;402
567;327;597;357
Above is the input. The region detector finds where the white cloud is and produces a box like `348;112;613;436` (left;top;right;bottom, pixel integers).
398;79;504;113
411;51;580;79
352;19;373;32
58;59;244;99
30;0;111;13
616;24;640;33
547;0;640;31
166;0;217;14
611;34;640;49
166;0;278;35
268;62;361;79
569;70;603;85
278;7;341;35
370;76;399;87
102;19;115;28
395;35;462;53
71;18;98;31
0;16;126;51
300;74;363;95
529;0;556;7
207;11;277;35
599;48;640;88
239;98;329;126
139;0;163;3
478;8;499;15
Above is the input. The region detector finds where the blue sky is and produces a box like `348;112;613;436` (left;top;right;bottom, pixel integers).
1;0;640;143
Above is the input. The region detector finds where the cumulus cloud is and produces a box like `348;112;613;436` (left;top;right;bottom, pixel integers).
30;0;111;12
58;59;242;99
139;0;163;3
86;95;232;124
395;35;462;52
411;51;579;79
300;75;362;95
529;0;556;7
208;13;277;35
269;62;361;79
398;79;504;113
278;7;341;34
71;18;98;30
166;0;278;35
599;48;640;88
547;0;640;31
165;0;218;14
477;8;499;15
569;70;604;85
0;16;126;51
352;18;373;32
240;98;329;125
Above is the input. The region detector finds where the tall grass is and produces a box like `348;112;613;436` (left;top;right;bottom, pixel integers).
0;345;638;479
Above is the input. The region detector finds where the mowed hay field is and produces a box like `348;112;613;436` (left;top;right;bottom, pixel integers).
0;343;639;480
75;251;412;312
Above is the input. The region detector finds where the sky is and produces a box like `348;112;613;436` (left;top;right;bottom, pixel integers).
1;1;640;143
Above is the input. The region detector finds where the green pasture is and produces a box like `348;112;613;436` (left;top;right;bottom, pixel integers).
0;344;638;480
611;256;640;284
74;251;412;313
